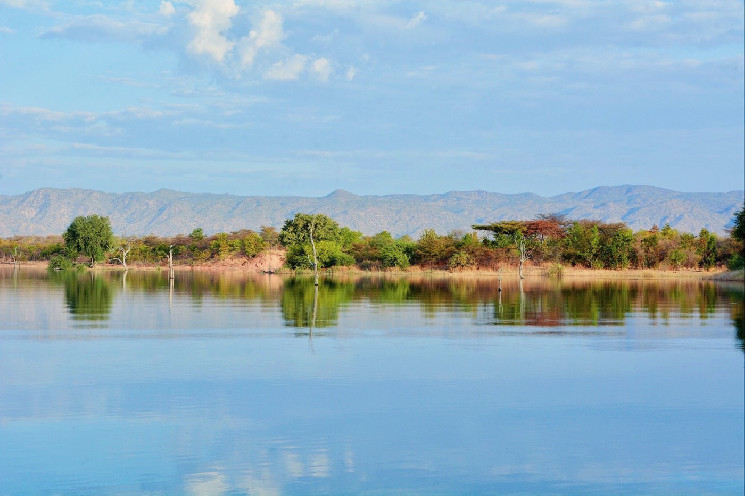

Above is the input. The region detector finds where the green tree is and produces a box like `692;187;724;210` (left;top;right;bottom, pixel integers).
259;225;280;249
381;242;410;269
732;204;745;242
474;221;536;277
413;229;458;268
62;215;114;267
280;213;343;284
731;204;745;262
242;232;266;258
563;221;601;267
697;228;718;269
598;224;633;269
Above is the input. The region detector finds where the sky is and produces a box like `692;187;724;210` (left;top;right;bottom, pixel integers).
0;0;743;198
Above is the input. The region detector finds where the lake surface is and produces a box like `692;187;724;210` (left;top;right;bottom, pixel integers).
1;268;743;495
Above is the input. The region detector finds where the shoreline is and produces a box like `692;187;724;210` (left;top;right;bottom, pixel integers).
4;260;741;282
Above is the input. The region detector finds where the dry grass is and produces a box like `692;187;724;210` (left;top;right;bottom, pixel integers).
5;258;734;281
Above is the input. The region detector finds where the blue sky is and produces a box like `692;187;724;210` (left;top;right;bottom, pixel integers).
0;0;742;197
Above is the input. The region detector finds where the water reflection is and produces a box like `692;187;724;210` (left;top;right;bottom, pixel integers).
0;268;742;342
50;271;114;325
0;268;743;494
281;278;355;329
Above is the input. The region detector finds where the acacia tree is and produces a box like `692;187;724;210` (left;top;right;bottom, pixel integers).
473;221;531;278
63;215;114;267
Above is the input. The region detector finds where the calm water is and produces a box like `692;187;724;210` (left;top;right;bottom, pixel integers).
0;268;743;495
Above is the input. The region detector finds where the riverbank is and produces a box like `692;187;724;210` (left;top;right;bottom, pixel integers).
5;259;739;281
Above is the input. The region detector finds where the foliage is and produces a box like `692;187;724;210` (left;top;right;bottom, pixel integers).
62;215;114;266
380;242;410;269
48;254;74;270
279;213;341;247
259;226;280;249
242;232;266;258
697;229;717;269
731;203;745;245
413;229;457;267
2;211;741;272
547;263;564;278
727;253;744;270
563;221;600;267
448;250;474;271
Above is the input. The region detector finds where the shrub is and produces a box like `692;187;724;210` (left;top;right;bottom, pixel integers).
727;253;744;270
381;243;410;269
48;255;74;271
547;263;564;278
448;250;474;271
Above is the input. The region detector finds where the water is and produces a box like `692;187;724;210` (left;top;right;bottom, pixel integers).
0;268;743;495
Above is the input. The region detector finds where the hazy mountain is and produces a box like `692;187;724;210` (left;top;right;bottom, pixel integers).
0;185;742;238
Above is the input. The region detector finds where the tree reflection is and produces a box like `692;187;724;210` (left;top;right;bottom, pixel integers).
281;278;355;328
726;286;744;352
26;268;745;344
52;271;114;323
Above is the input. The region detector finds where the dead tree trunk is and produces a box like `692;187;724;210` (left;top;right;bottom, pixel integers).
11;246;19;271
168;245;175;280
309;221;319;287
517;238;529;280
120;242;130;271
112;242;131;271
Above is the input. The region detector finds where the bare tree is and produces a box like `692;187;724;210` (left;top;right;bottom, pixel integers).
11;246;19;271
168;244;175;280
309;221;319;286
111;240;131;271
517;237;530;279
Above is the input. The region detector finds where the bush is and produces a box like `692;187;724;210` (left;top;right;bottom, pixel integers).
448;250;474;271
727;253;744;270
381;243;410;269
48;255;74;271
547;263;564;278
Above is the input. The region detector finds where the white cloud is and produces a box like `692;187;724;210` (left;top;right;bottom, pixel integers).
41;15;166;43
187;0;240;63
0;0;36;7
0;26;14;34
159;1;176;16
345;66;357;81
406;11;427;29
237;9;284;68
311;57;333;81
264;54;308;80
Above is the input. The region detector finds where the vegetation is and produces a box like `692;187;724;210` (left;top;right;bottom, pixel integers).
728;203;745;270
1;210;742;274
62;215;114;267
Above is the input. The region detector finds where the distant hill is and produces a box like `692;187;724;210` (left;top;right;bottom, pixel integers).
0;185;742;237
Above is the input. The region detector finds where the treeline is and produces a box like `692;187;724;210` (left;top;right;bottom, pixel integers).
0;225;282;268
1;207;743;271
276;212;743;271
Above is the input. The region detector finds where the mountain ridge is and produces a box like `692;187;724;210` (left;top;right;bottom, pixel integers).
0;185;742;237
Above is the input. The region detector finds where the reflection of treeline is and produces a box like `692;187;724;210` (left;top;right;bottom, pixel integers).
125;274;733;326
2;210;742;271
27;269;741;339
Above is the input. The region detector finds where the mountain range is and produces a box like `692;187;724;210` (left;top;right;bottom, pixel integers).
0;185;742;238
